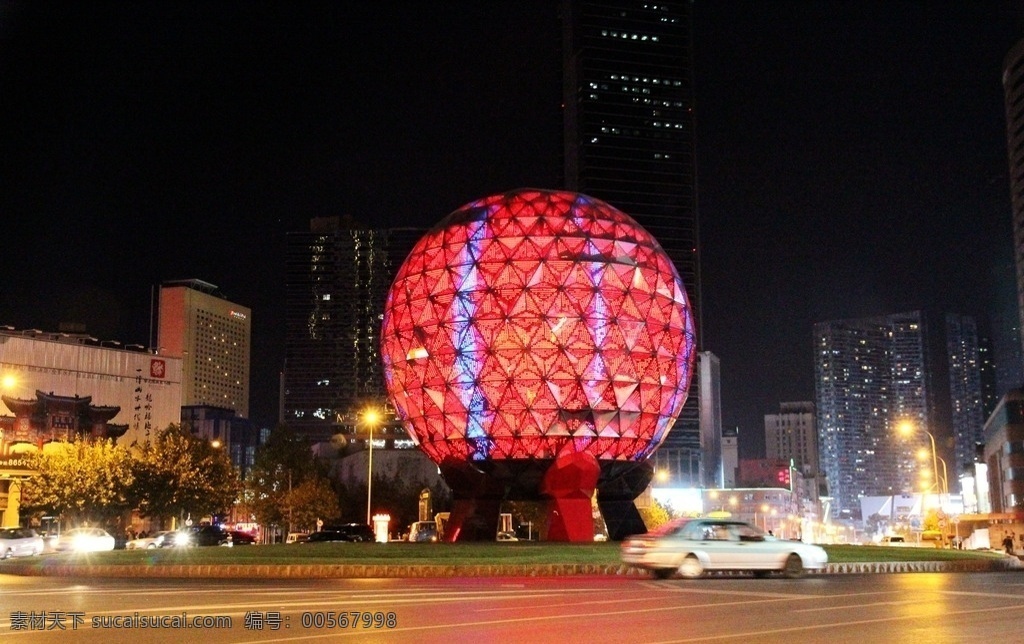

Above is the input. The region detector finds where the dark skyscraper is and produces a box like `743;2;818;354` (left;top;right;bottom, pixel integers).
283;216;424;442
1003;37;1024;368
561;1;702;457
945;314;986;475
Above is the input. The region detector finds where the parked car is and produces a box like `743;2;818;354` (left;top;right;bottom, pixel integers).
53;527;116;553
305;530;349;543
408;521;438;542
187;525;233;547
496;531;519;542
0;527;45;559
306;524;375;543
620;517;828;579
286;532;309;544
126;531;181;550
331;523;375;542
228;530;256;545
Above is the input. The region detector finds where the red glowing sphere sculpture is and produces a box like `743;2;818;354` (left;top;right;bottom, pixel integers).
381;189;696;468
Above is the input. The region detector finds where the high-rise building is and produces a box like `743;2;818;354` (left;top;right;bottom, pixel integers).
945;314;987;474
156;279;250;419
1003;37;1024;365
698;351;722;487
562;1;701;452
814;312;929;518
977;323;1000;421
764;401;818;476
283;217;423;442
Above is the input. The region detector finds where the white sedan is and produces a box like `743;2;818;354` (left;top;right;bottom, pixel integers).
126;531;180;549
621;517;828;579
0;527;45;559
53;528;116;553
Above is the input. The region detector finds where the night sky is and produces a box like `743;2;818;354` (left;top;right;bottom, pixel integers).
2;2;1023;458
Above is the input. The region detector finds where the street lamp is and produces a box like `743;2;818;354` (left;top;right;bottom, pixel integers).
897;420;945;497
915;448;948;499
363;408;382;525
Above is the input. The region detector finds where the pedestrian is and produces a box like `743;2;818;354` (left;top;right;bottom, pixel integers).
1002;533;1014;555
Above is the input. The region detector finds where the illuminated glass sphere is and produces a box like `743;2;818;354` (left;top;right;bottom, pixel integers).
381;189;696;465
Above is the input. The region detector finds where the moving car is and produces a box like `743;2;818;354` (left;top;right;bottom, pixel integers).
0;527;45;559
54;527;117;553
620;517;828;579
126;531;180;549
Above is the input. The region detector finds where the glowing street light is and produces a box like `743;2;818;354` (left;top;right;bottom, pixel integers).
897;420;946;497
363;407;382;526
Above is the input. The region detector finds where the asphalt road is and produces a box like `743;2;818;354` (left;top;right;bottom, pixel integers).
2;572;1022;643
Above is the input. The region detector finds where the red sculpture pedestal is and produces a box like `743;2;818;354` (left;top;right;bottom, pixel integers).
542;452;601;542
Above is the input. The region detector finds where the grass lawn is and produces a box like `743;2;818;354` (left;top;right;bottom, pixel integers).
2;541;1008;570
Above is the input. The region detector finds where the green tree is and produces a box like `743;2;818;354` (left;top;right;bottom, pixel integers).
21;439;135;527
244;425;331;532
285;477;341;533
132;424;240;525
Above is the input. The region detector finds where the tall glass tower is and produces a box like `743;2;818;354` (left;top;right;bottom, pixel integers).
283;217;423;442
561;0;702;456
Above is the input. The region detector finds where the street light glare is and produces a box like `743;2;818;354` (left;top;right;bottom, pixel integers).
364;409;381;425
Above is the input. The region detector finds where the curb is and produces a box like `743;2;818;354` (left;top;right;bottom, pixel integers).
1;557;1019;579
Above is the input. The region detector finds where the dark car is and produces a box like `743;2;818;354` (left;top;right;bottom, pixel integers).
188;525;233;546
305;530;348;543
228;530;256;545
331;523;375;542
306;524;375;543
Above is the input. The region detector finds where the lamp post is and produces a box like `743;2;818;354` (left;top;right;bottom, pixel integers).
363;408;381;526
898;420;944;500
936;456;949;498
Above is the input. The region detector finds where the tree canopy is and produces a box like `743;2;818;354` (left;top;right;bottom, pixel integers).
132;424;240;524
21;439;135;526
243;425;338;533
